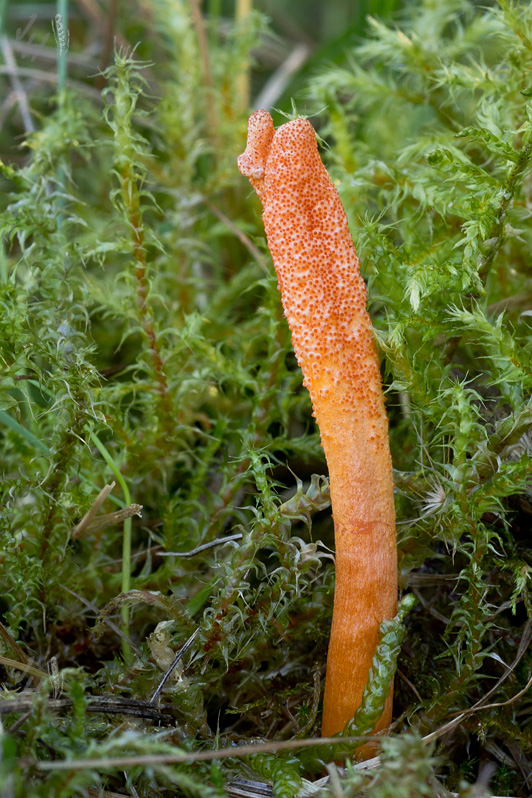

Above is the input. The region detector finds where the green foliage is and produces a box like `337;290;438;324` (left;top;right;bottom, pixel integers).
300;594;417;770
344;594;417;738
247;751;302;798
1;0;532;796
340;733;444;797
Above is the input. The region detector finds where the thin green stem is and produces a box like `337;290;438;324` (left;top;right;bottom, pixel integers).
55;0;69;221
56;0;68;93
235;0;252;109
0;241;7;283
89;431;132;662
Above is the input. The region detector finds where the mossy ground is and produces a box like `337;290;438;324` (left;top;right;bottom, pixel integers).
1;1;532;796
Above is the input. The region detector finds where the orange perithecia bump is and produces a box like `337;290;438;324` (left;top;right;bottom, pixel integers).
238;111;397;757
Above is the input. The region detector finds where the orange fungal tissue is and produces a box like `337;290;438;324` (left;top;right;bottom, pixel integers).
238;110;398;753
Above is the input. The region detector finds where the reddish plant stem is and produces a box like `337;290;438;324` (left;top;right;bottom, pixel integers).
121;163;173;423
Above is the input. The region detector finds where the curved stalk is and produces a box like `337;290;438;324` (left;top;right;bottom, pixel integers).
238;110;397;754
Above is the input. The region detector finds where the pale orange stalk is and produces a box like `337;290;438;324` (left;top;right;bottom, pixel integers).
238;110;397;754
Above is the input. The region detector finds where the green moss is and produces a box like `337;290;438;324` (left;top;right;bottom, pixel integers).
1;1;532;796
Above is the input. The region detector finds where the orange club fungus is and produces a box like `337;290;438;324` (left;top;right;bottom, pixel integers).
238;110;398;754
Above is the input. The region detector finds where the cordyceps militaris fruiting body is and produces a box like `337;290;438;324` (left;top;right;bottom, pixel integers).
238;110;397;753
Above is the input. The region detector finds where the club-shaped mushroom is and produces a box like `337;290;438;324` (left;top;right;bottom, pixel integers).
238;110;397;752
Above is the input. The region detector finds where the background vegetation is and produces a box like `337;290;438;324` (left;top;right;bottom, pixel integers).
1;0;532;796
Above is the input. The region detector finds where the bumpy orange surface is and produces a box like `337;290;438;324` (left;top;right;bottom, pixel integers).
238;111;397;751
